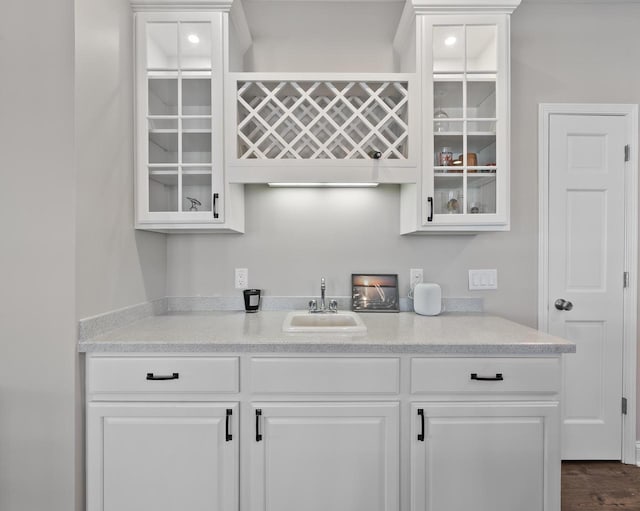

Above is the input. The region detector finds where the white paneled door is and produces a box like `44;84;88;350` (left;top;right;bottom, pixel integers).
547;113;626;459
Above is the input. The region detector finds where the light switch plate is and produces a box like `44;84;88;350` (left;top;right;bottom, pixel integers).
468;269;498;290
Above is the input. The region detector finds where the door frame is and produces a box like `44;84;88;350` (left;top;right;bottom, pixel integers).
537;103;638;464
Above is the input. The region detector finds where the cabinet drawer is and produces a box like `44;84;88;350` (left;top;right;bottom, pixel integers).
88;356;239;396
251;357;400;394
411;357;560;394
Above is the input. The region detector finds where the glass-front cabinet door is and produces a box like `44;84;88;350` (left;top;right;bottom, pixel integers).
422;16;509;229
135;12;225;228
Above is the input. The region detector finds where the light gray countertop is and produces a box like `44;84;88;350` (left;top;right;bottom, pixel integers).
78;311;576;355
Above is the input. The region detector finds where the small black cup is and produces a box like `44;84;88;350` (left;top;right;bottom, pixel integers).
243;289;261;312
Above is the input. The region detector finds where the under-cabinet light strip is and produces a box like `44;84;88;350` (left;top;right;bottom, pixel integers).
267;183;380;188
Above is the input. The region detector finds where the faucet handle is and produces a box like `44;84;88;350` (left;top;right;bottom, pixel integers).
329;299;338;312
308;300;317;312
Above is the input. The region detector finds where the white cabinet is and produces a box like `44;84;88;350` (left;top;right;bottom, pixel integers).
410;356;561;511
249;402;399;511
87;402;238;511
134;10;244;232
85;355;240;511
411;402;559;511
224;1;419;184
401;3;520;233
85;353;561;511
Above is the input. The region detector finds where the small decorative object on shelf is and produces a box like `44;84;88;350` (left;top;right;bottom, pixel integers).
438;147;453;166
446;192;460;214
434;108;449;133
185;197;201;211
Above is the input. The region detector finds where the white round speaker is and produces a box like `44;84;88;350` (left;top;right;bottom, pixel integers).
413;283;442;316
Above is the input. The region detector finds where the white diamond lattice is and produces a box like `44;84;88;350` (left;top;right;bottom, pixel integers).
237;81;409;160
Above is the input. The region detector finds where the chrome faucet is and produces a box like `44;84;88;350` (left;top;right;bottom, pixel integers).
309;277;338;313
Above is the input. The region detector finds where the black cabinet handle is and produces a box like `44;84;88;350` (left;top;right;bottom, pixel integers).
427;197;433;222
417;409;425;441
146;372;179;381
470;373;504;381
255;409;262;442
213;193;219;219
226;409;233;442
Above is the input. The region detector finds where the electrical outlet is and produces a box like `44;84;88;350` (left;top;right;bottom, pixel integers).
468;269;498;290
235;268;248;289
410;268;424;289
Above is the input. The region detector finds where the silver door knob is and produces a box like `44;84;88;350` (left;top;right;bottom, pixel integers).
554;299;573;311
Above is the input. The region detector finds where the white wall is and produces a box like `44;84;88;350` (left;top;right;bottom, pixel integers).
167;184;530;317
75;0;167;321
0;1;78;510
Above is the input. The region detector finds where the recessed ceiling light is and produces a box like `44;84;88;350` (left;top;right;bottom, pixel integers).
187;34;200;44
444;36;457;46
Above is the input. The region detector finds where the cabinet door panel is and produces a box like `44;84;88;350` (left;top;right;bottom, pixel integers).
411;402;560;511
250;402;399;511
88;402;238;511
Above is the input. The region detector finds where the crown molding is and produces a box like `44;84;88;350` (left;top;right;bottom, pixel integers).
130;0;234;12
410;0;522;14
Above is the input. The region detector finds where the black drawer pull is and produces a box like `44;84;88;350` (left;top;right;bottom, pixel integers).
470;373;503;381
226;409;233;442
146;372;179;381
256;409;263;442
417;408;425;442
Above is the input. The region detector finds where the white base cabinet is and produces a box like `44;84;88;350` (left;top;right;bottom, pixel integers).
411;402;560;511
85;353;562;511
87;402;238;511
249;402;399;511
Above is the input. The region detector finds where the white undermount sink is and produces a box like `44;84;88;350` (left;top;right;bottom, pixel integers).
283;311;367;333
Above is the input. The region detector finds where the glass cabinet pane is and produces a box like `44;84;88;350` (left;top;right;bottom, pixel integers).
466;25;497;72
182;172;212;212
434;176;463;215
182;133;212;164
467;174;497;214
182;78;212;115
147;23;178;69
149;169;178;212
433;26;464;73
434;81;463;122
149;132;178;164
180;23;212;69
467;81;496;118
468;134;496;167
434;134;463;168
148;78;178;116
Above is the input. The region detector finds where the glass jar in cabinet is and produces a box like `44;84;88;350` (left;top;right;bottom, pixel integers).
134;12;243;232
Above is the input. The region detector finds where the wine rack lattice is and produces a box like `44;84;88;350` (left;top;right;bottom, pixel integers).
237;81;409;160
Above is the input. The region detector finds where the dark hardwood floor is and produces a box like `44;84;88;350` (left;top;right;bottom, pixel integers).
562;461;640;509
